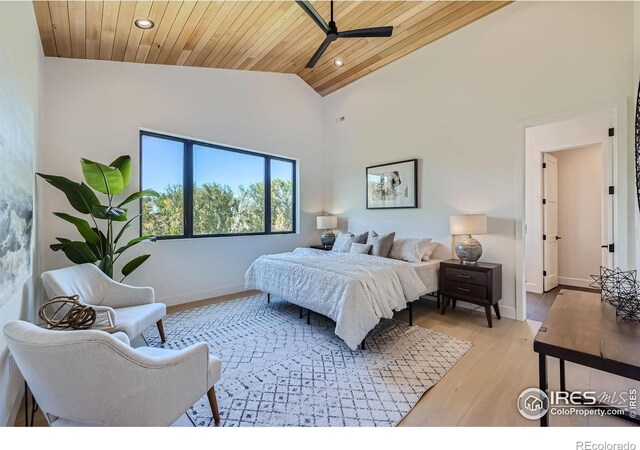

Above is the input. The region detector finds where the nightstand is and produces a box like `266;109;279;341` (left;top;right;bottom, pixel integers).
439;259;503;327
309;244;332;251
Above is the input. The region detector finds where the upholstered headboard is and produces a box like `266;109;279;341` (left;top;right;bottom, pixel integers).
347;218;453;261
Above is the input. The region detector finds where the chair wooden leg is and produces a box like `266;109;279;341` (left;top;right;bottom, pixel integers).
156;320;166;344
207;386;221;425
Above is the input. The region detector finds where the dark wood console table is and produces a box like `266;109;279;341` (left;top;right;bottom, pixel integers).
533;290;640;426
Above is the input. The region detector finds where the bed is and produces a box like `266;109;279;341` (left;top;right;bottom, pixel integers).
245;219;452;350
411;259;441;295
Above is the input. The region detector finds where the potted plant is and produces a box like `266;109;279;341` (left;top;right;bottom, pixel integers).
37;156;159;281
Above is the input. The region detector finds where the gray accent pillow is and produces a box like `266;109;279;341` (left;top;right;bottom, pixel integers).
331;232;355;253
366;231;396;258
350;243;372;254
353;231;369;244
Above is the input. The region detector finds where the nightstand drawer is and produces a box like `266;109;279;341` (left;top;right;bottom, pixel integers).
444;281;487;300
444;268;487;286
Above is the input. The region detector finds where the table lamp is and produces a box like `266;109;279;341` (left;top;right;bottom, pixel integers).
450;214;487;264
316;215;338;247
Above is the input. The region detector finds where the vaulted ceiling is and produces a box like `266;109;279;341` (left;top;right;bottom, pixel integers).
33;1;509;96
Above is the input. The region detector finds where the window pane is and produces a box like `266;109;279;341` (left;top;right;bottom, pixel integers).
193;145;265;235
271;159;294;232
141;135;184;237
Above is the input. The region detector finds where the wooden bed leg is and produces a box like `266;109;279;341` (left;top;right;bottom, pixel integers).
306;308;311;325
360;339;366;350
299;306;303;319
410;302;414;325
267;293;271;303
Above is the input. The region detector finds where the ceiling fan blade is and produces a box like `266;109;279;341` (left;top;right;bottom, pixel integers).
295;0;330;34
306;36;333;69
338;26;393;39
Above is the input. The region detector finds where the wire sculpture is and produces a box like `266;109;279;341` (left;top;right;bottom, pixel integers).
590;267;640;322
38;295;96;330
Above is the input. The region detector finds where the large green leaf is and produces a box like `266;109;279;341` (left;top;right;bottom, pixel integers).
115;235;156;254
117;189;160;207
50;240;98;264
81;158;125;195
87;227;108;260
53;212;100;245
91;205;128;222
114;214;141;244
110;156;132;189
98;255;113;279
37;174;99;214
121;254;150;280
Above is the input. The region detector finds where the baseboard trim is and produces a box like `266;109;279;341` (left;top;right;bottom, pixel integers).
418;296;517;320
558;277;594;289
158;283;246;307
163;287;519;320
526;282;542;294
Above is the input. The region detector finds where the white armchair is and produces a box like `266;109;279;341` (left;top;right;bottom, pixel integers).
41;263;167;343
4;320;221;426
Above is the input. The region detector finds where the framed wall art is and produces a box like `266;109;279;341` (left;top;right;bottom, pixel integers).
366;159;418;209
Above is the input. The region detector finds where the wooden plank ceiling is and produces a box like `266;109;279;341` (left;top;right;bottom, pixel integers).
33;1;509;96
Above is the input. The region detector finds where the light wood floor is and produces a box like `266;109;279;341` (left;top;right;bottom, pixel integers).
15;291;637;427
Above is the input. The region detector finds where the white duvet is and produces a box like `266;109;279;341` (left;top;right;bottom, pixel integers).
244;248;427;350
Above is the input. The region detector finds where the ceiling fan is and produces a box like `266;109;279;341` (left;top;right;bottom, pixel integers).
296;0;393;69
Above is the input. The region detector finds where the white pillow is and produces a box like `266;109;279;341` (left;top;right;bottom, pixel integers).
389;238;431;263
331;232;355;253
350;243;372;254
422;242;439;261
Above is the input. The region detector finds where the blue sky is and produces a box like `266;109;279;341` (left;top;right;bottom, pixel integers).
142;135;292;193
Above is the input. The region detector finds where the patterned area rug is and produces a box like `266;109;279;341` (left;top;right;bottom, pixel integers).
143;294;472;427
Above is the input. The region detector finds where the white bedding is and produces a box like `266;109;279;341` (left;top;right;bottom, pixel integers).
412;259;441;294
244;248;428;350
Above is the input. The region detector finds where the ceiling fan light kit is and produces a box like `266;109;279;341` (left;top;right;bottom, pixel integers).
296;0;393;69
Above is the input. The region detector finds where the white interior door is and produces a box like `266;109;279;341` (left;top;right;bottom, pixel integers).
602;139;613;269
543;153;559;292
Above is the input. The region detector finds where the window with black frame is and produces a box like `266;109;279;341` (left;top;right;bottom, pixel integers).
140;131;296;239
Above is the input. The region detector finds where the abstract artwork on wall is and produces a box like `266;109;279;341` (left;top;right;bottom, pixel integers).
366;159;418;209
0;52;34;308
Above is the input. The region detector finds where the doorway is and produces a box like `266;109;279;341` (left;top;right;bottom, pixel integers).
527;144;607;320
521;107;620;322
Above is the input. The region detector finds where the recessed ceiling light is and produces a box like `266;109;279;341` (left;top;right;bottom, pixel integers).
334;59;344;68
135;19;154;29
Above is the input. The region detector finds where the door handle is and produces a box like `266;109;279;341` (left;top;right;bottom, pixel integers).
457;287;471;292
457;274;471;279
556;236;561;240
601;245;608;248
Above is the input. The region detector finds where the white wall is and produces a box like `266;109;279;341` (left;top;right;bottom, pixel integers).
42;59;324;305
550;145;603;288
322;1;634;319
634;2;640;271
0;2;43;426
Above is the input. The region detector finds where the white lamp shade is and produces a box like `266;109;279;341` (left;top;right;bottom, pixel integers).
450;214;487;235
316;216;337;230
